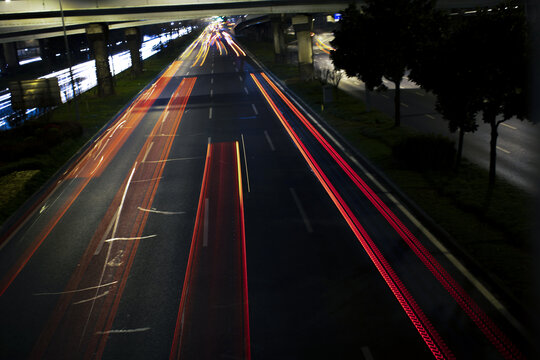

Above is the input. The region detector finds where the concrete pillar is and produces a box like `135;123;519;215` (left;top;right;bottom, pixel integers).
271;15;287;63
125;27;143;74
2;42;19;73
292;15;314;80
86;23;114;97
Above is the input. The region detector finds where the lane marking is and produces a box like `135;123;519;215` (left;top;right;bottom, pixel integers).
401;102;409;108
361;346;375;360
34;281;118;296
239;75;243;81
211;78;214;84
501;123;516;130
425;114;435;120
209;107;213;119
244;87;249;95
96;327;150;335
137;207;185;215
211;69;214;74
210;89;213;98
251;103;258;115
105;235;157;243
203;198;209;247
142;142;154;163
415;91;425;96
289;188;313;233
497;146;511;154
381;94;389;99
240;134;251;193
264;130;275;151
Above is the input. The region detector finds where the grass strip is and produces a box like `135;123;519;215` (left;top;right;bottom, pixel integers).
238;37;533;309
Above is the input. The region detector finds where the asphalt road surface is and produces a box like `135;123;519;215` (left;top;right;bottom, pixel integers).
0;25;533;360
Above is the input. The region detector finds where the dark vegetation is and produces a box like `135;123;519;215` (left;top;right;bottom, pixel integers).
0;29;201;224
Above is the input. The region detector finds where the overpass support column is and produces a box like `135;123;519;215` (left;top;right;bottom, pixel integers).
292;15;313;80
2;42;19;73
271;15;287;63
86;23;114;97
125;27;143;74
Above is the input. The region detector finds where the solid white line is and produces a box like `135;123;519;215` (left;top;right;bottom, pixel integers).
497;146;511;154
137;207;185;215
34;281;118;296
251;103;258;115
209;107;213;119
96;327;151;335
425;114;435;120
501;123;516;130
73;290;110;305
266;73;527;334
241;134;251;193
244;87;249;95
289;188;313;233
105;235;157;243
142;142;154;163
264;130;275;151
203;198;209;247
361;346;375;360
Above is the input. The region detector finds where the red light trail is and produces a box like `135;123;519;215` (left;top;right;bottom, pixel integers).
250;72;454;360
257;72;523;360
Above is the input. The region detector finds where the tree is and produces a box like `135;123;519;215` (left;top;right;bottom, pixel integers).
467;1;529;189
409;14;481;167
331;0;440;126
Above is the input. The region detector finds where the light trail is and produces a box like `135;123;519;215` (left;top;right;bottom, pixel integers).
29;77;197;360
258;72;524;360
0;59;183;297
250;72;454;360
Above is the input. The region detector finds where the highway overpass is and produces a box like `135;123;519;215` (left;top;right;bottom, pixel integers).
0;0;505;43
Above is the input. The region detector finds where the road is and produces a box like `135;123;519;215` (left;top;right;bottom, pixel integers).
314;33;539;194
0;24;532;359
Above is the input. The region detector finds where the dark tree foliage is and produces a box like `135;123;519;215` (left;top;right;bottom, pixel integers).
331;0;439;126
409;14;480;167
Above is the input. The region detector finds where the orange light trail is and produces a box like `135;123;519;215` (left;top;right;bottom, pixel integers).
250;72;454;360
29;77;197;360
258;72;523;360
